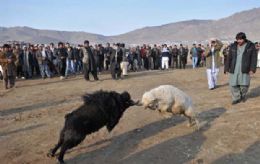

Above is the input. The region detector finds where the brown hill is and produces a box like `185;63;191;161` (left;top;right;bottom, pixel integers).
1;7;260;44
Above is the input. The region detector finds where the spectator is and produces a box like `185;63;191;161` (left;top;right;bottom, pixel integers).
0;44;17;89
161;44;170;70
190;44;198;69
225;32;257;105
205;38;223;90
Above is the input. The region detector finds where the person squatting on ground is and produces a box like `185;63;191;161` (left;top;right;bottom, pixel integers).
225;32;257;105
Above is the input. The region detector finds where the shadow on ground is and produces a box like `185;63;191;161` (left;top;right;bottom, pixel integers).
213;140;260;164
0;124;46;137
63;107;226;164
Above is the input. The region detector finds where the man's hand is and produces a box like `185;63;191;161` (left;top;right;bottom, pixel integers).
7;59;12;63
249;71;254;76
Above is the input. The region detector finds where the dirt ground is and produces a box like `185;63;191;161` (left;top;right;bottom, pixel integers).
0;66;260;164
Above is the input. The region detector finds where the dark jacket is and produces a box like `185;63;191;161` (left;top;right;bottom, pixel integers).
178;47;187;58
13;49;23;66
22;50;33;66
80;46;97;72
57;48;68;61
110;48;123;64
104;47;113;61
197;47;204;59
161;51;170;58
67;49;74;60
225;41;257;74
73;48;81;60
172;48;178;58
31;50;39;66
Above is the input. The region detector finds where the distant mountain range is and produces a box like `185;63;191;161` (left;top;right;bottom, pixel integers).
1;7;260;44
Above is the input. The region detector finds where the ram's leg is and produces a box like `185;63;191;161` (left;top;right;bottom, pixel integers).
156;103;171;118
184;107;199;130
171;105;183;115
47;129;65;157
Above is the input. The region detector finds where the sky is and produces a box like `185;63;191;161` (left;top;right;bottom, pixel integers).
1;0;260;36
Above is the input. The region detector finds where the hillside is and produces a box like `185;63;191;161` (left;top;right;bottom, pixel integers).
1;7;260;44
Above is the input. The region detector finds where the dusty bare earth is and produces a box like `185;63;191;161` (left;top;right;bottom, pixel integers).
0;67;260;164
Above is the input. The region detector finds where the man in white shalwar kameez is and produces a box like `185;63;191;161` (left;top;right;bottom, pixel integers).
205;38;223;90
257;43;260;68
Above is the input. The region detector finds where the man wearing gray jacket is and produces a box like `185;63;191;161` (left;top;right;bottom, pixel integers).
80;40;99;81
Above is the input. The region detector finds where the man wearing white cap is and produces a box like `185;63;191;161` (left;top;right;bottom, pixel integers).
205;38;223;90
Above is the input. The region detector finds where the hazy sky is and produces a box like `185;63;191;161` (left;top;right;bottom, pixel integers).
1;0;260;36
